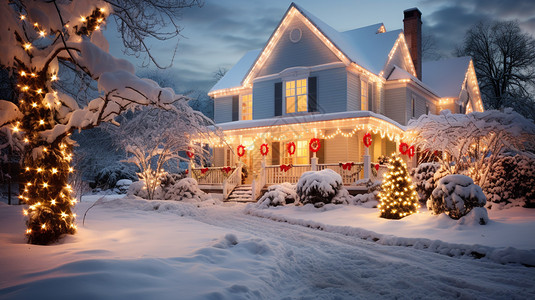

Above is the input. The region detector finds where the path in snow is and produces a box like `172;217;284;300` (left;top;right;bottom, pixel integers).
194;204;535;299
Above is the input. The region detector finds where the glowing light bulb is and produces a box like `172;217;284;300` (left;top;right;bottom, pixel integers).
51;74;58;81
20;15;25;20
52;168;58;174
39;120;45;125
20;71;26;76
24;43;31;50
39;30;46;37
81;16;86;22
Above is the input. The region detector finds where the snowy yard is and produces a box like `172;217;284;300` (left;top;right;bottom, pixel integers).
1;195;535;299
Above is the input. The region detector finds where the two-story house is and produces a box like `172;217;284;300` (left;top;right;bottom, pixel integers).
193;3;484;201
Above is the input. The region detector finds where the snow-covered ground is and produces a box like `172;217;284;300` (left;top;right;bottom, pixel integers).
1;195;534;299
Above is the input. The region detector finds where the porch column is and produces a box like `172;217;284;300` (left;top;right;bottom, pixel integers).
310;156;317;171
363;147;371;179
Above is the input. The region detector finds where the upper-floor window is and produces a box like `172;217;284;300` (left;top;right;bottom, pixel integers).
241;94;252;120
361;79;368;111
285;79;307;114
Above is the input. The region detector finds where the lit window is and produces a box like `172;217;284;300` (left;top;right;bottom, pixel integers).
241;94;252;120
285;79;307;113
282;140;309;165
361;79;368;111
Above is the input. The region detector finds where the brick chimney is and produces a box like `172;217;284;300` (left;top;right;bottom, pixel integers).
403;8;422;80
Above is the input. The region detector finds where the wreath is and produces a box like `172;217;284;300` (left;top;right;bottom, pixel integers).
287;142;296;156
363;132;372;148
309;138;321;153
237;144;246;157
399;142;409;155
260;143;269;156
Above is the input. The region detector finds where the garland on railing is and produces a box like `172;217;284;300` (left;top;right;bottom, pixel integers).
221;166;234;174
339;162;355;171
280;164;293;172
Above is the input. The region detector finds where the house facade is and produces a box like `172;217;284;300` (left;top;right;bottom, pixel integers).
193;3;484;200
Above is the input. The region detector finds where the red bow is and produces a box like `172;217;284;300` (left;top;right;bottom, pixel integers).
221;166;233;174
201;168;209;174
280;164;293;172
340;162;354;170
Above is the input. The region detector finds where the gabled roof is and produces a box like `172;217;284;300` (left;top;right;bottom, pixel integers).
209;2;410;94
422;56;472;98
209;49;260;93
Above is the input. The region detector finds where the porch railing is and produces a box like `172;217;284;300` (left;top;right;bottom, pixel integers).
265;164;312;184
370;164;389;182
316;163;363;185
251;164;266;202
223;164;241;200
191;166;229;185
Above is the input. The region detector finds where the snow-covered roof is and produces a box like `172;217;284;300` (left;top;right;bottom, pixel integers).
209;49;261;93
209;3;401;93
388;65;441;98
214;110;405;132
422;57;471;98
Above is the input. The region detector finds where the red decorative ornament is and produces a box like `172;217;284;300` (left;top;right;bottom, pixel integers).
399;142;409;155
309;138;321;153
201;168;209;174
237;144;246;157
280;164;293;172
221;166;234;174
186;147;194;158
185;169;189;175
375;164;380;171
287;142;296;156
408;146;415;159
340;162;355;171
260;143;269;156
363;132;372;148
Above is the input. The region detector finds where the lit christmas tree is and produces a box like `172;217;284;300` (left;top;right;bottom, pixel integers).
377;155;420;219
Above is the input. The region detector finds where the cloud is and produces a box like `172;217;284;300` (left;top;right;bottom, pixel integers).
421;0;535;58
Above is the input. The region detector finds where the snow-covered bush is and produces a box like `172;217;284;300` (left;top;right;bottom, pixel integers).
410;163;441;203
407;109;535;187
257;183;298;208
297;169;343;208
128;177;209;202
483;153;535;208
93;162;138;190
115;179;133;194
161;178;210;202
428;175;487;223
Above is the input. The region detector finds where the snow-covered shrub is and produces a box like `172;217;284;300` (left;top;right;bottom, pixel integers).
161;178;210;202
114;179;132;194
257;183;298;208
127;177;209;202
297;169;343;208
93;162;138;190
483;154;535;208
428;175;487;223
410;162;441;203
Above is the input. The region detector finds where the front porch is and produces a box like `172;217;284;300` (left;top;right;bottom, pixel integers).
192;111;406;201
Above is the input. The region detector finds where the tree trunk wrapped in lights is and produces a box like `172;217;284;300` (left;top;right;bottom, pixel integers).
0;1;202;244
377;155;420;219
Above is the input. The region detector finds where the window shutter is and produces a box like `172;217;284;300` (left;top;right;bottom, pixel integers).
271;142;280;165
308;77;317;112
232;95;239;121
274;82;282;116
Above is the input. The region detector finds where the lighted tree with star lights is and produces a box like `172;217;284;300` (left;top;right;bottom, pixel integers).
0;0;201;244
377;155;420;219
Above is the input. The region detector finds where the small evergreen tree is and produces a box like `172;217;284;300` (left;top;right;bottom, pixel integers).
378;155;420;219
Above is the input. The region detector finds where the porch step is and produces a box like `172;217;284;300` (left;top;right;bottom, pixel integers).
226;184;254;202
